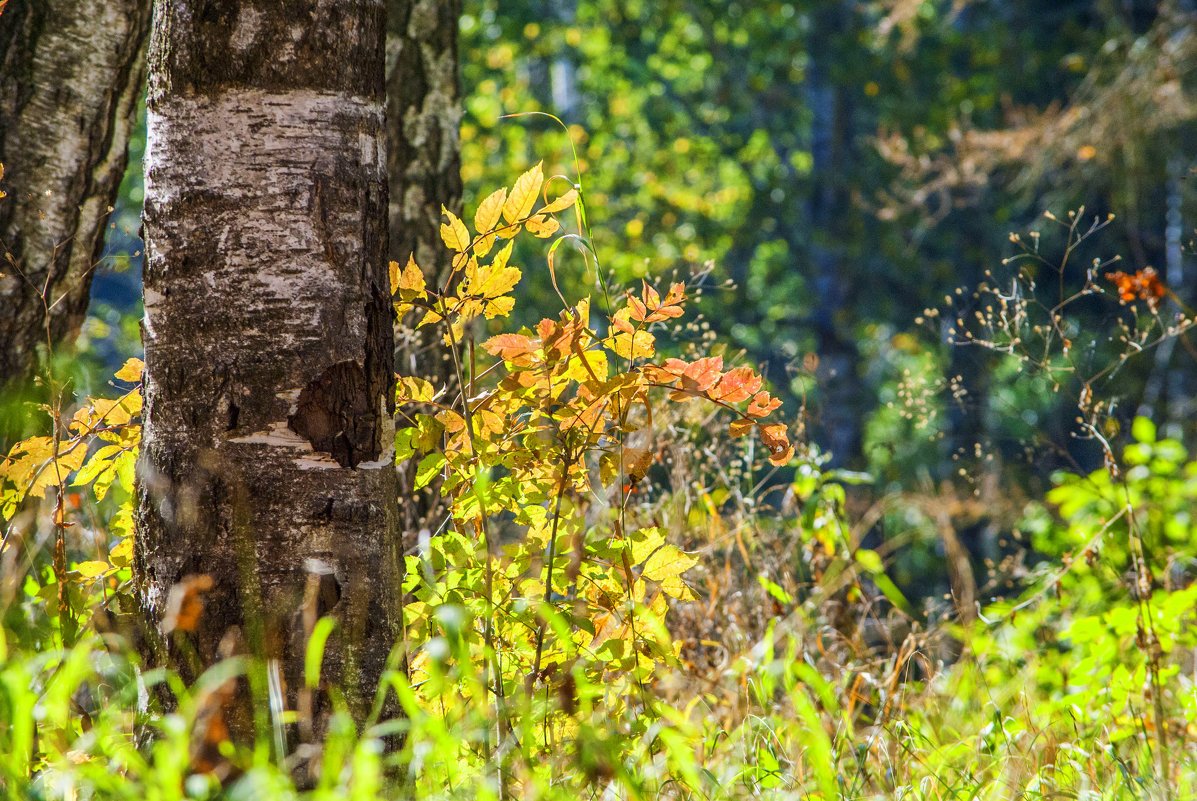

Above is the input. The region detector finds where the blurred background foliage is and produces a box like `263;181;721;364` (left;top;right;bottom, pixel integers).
449;0;1196;482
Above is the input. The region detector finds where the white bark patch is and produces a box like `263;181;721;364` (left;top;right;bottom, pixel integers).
230;420;313;449
353;454;395;470
294;453;344;470
229;422;350;470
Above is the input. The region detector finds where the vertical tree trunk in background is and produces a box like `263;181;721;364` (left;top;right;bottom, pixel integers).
0;0;151;438
386;0;462;536
137;0;400;735
806;1;863;465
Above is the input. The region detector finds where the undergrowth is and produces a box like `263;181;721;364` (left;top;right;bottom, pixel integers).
1;150;1196;799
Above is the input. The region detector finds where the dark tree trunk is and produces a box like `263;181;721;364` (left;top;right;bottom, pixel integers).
136;0;401;739
386;0;461;537
0;0;151;439
806;0;863;465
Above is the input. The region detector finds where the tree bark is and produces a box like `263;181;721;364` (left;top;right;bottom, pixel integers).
136;0;401;738
0;0;151;436
385;0;461;537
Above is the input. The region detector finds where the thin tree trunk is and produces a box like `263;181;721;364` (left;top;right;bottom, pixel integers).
0;0;151;438
136;0;401;739
806;0;863;464
386;0;461;537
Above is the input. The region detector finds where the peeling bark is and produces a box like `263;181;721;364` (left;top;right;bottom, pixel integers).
136;0;401;738
0;0;151;434
385;0;462;535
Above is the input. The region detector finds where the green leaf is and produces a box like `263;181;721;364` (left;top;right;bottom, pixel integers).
414;453;446;490
305;617;337;689
394;428;416;463
72;444;122;487
1131;416;1156;444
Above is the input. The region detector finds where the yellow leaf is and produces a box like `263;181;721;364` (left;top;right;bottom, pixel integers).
661;576;697;601
524;214;560;238
73;560;112;580
72;393;141;434
729;417;754;438
609;328;655;360
109;536;133;568
599;453;618;487
649;589;669;618
389;260;401;295
72;444;123;487
397;375;435;403
641;544;699;582
573;297;591;327
474;232;496;258
482;296;515;319
495;221;523;240
22;438;88;498
491;239;514;273
461;242;521;319
114;358;144;382
439;206;471;252
502;161;544;224
628;527;664;566
474;187;507;234
564;348;608;383
398;254;427;300
541;187;578;215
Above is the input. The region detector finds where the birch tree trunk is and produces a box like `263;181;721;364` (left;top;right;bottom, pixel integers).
386;0;461;536
0;0;151;437
136;0;401;736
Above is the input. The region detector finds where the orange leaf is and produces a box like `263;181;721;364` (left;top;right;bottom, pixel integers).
483;333;538;362
684;356;723;392
746;391;782;418
623;446;654;484
712;366;761;403
642;281;661;309
641;364;679;385
759;423;793;465
161;574;215;635
541;187;578;215
627;293;648;322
